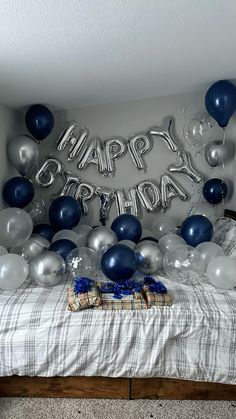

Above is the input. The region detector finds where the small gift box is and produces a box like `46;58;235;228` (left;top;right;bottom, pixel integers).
142;284;172;308
67;277;102;311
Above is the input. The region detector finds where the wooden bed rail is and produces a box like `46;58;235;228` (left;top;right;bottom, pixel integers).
0;376;236;399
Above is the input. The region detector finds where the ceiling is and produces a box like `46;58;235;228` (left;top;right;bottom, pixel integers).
0;0;236;109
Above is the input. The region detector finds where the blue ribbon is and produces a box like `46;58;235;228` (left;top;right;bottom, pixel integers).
73;277;94;294
100;276;167;299
73;275;167;299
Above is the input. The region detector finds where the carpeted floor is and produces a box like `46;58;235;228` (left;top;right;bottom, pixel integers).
0;398;236;419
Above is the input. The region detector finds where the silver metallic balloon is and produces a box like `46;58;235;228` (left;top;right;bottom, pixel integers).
29;251;65;287
11;234;50;262
204;140;229;167
77;137;107;175
35;158;63;187
134;240;163;274
86;226;118;254
128;132;152;171
96;186;116;225
7;135;39;176
56;121;89;162
168;151;203;183
137;180;161;212
115;188;139;217
104;137;127;176
160;174;189;209
148;116;179;152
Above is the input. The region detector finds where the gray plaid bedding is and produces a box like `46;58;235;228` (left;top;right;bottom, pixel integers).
0;273;236;384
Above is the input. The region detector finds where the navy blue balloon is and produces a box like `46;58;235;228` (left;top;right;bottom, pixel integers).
3;176;34;208
203;178;228;205
49;239;77;260
101;244;137;282
181;215;213;247
49;196;82;231
25;104;54;141
205;80;236;127
33;224;55;241
111;214;142;243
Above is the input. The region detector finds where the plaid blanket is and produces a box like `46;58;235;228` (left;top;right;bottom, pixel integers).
1;272;236;384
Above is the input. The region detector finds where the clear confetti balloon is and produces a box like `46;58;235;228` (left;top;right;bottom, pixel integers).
163;245;205;282
66;247;99;279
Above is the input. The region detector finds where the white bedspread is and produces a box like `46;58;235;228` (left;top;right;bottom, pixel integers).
0;274;236;384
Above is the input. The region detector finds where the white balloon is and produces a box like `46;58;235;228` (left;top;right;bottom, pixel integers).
0;254;29;289
189;202;218;225
72;225;93;247
207;256;236;289
52;229;80;246
119;240;136;249
11;235;50;262
158;233;186;254
0;245;8;256
152;215;176;240
0;208;33;249
196;242;224;269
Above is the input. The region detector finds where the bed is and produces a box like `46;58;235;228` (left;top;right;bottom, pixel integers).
1;216;236;399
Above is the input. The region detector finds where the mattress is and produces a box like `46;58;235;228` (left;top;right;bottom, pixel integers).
0;273;236;384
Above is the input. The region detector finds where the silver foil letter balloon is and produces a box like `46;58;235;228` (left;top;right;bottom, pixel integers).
75;182;95;215
115;188;139;217
77;137;107;175
95;187;116;225
128;132;152;171
161;174;189;209
56;121;89;162
148;116;179;152
104;137;127;176
137;180;161;212
35;158;63;187
168;151;203;183
59;173;95;215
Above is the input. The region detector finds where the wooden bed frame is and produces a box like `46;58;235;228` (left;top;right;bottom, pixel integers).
0;376;236;399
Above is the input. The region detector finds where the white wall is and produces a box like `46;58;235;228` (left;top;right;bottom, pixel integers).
20;91;236;227
0;103;18;208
